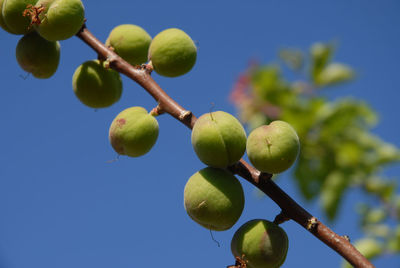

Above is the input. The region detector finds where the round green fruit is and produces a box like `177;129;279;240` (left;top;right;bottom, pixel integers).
106;24;152;66
34;0;84;41
246;120;300;174
2;0;37;34
148;28;197;77
184;167;244;231
231;219;289;268
108;107;159;157
16;31;60;79
191;111;247;168
72;60;122;108
0;0;17;33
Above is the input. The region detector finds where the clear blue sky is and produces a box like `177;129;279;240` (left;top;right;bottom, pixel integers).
0;0;399;267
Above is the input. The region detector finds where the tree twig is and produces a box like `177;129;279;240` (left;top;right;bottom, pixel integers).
76;25;375;268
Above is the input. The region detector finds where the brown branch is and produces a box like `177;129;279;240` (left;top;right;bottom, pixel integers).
76;25;375;268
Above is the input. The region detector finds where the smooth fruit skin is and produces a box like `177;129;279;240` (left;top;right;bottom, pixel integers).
16;31;60;79
231;219;289;268
0;0;17;33
35;0;84;41
191;111;247;168
72;60;122;108
106;24;152;66
184;167;245;231
2;0;37;34
246;120;300;174
148;28;197;77
108;107;159;157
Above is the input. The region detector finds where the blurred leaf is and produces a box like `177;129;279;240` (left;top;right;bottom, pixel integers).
247;113;270;131
364;209;387;225
250;65;294;106
279;48;304;71
387;225;400;253
364;224;390;238
342;238;382;268
310;42;333;82
321;172;349;220
364;178;396;201
315;63;355;87
231;42;400;263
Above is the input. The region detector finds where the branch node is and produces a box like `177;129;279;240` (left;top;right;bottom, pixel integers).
142;62;154;74
150;104;165;116
342;235;351;242
306;217;318;231
273;211;291;225
179;110;192;121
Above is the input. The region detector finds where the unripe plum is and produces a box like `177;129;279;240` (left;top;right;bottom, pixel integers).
191;111;247;168
16;31;60;79
72;60;122;108
34;0;84;41
184;167;244;231
0;0;17;33
2;0;37;34
106;24;152;66
108;107;159;157
148;28;197;77
246;120;300;174
231;219;289;268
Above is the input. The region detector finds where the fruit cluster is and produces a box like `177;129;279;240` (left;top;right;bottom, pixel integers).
1;0;85;78
73;25;197;108
2;4;300;266
186;111;299;267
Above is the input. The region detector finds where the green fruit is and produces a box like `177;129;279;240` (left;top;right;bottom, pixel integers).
148;28;197;77
2;0;37;34
0;0;16;33
231;219;289;268
72;60;122;108
34;0;84;41
184;167;244;231
191;111;247;168
108;107;159;157
246;120;300;174
16;31;60;79
106;24;152;66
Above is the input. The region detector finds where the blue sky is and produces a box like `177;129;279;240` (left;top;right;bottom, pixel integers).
0;0;399;267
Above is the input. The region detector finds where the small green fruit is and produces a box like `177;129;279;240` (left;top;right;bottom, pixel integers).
148;28;197;77
0;0;17;33
231;219;289;268
108;107;159;157
106;24;152;66
72;60;122;108
191;111;247;168
16;31;60;79
184;167;244;231
246;120;300;174
34;0;85;41
2;0;37;34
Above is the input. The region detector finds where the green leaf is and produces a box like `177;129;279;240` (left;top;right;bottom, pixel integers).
250;65;294;105
310;42;333;82
321;171;349;220
279;48;304;71
342;238;382;268
364;209;387;225
315;63;355;87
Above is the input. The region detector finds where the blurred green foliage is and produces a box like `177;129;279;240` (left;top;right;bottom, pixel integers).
230;42;400;265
